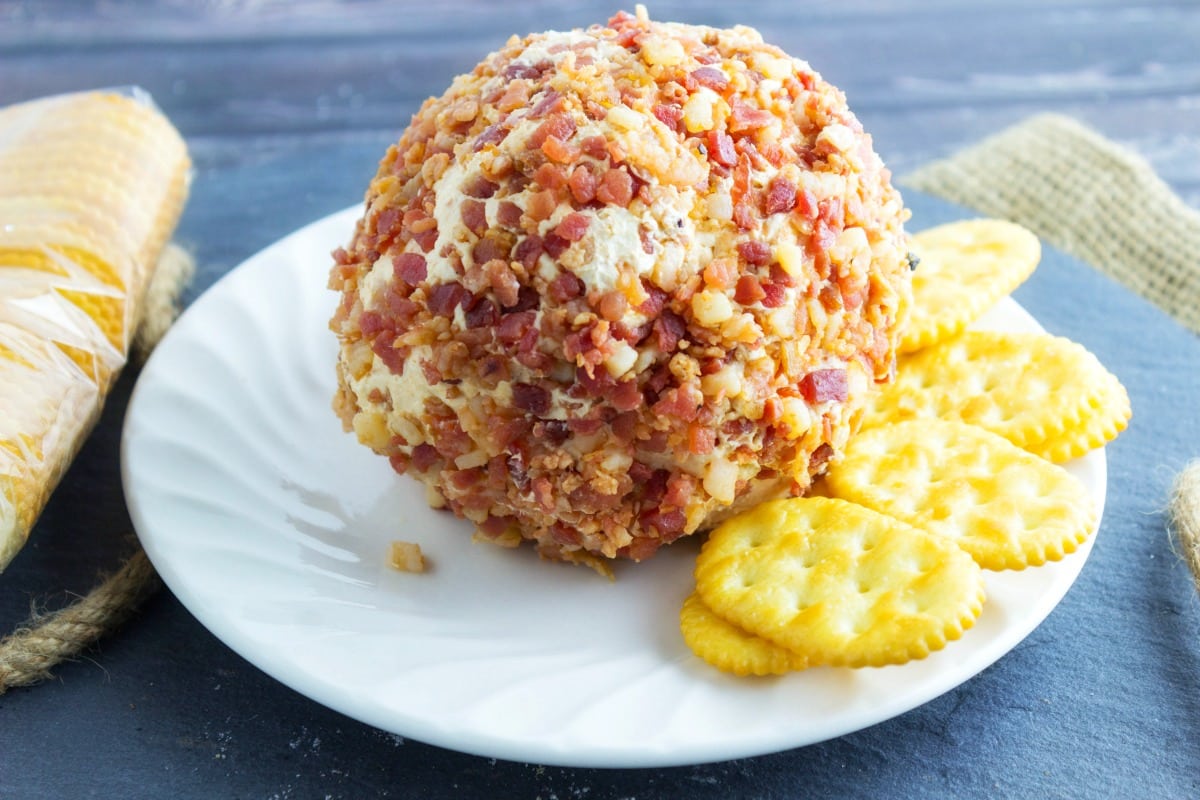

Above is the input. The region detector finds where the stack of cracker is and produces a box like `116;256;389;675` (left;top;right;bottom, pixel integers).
680;219;1131;675
0;90;190;570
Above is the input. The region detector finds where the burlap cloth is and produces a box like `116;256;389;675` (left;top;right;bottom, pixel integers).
904;113;1200;335
2;112;1197;693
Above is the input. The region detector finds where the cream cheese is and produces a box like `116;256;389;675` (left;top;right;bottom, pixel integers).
429;159;473;284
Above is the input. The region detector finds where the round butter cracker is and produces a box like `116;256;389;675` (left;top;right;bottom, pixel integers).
695;497;986;668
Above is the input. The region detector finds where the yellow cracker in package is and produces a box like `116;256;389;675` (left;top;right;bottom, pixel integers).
695;497;985;668
0;89;190;570
862;330;1120;453
680;592;808;676
901;219;1041;353
826;419;1097;571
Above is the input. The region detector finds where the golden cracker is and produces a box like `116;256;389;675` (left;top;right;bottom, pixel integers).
863;330;1113;450
1026;369;1131;462
901;219;1041;353
826;419;1097;570
680;592;808;676
695;497;985;668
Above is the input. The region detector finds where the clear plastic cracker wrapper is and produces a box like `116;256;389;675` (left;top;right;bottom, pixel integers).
0;89;190;570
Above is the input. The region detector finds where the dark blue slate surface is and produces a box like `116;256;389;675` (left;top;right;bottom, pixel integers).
5;2;1200;794
1;135;1198;798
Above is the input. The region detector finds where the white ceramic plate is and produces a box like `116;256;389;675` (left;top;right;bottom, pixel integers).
123;206;1105;768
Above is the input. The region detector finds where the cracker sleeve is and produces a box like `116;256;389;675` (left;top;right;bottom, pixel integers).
0;89;190;570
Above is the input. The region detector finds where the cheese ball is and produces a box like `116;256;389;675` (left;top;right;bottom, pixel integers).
329;9;911;566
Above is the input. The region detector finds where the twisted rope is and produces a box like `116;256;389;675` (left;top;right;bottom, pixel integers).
0;551;159;691
1169;461;1200;595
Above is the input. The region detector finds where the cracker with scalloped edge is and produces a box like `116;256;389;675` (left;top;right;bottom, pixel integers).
1026;368;1131;462
825;419;1096;571
901;219;1041;353
695;497;985;668
863;330;1116;452
680;592;808;676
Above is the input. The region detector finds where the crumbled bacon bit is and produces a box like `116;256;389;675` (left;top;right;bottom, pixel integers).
529;113;577;151
536;420;570;446
611;379;643;411
734;275;766;304
737;240;771;265
542;135;581;164
463;175;499;199
687;423;716;455
795;186;820;218
760;280;786;308
568;164;598;204
764;176;797;215
551;523;582;547
706;130;738;167
512;382;552;415
664;473;696;508
496;200;523;229
598;290;629;321
376;207;403;241
484;258;521;308
729;98;775;132
691;66;729;92
427;281;471;317
461;199;487;236
733;202;757;231
595;168;634;207
653;310;687;352
529;89;564;119
652;384;702;422
505;284;540;313
555;212;590;242
543;232;571;259
568;416;605;435
513;235;544;270
503;62;542;81
473;123;506;151
533;162;568;192
639;283;668;316
496;310;536;344
472;235;509;265
580;135;608;159
410;443;439;472
464;298;498;329
651;103;684;132
394;252;427;287
413;227;438;253
799;369;849;403
548;270;584;302
809;443;835;471
526;189;558;222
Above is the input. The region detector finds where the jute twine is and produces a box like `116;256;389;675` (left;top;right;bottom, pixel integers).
0;242;194;694
1169;462;1200;595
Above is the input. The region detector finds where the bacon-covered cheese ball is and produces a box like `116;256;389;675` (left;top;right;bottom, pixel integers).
329;9;911;567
